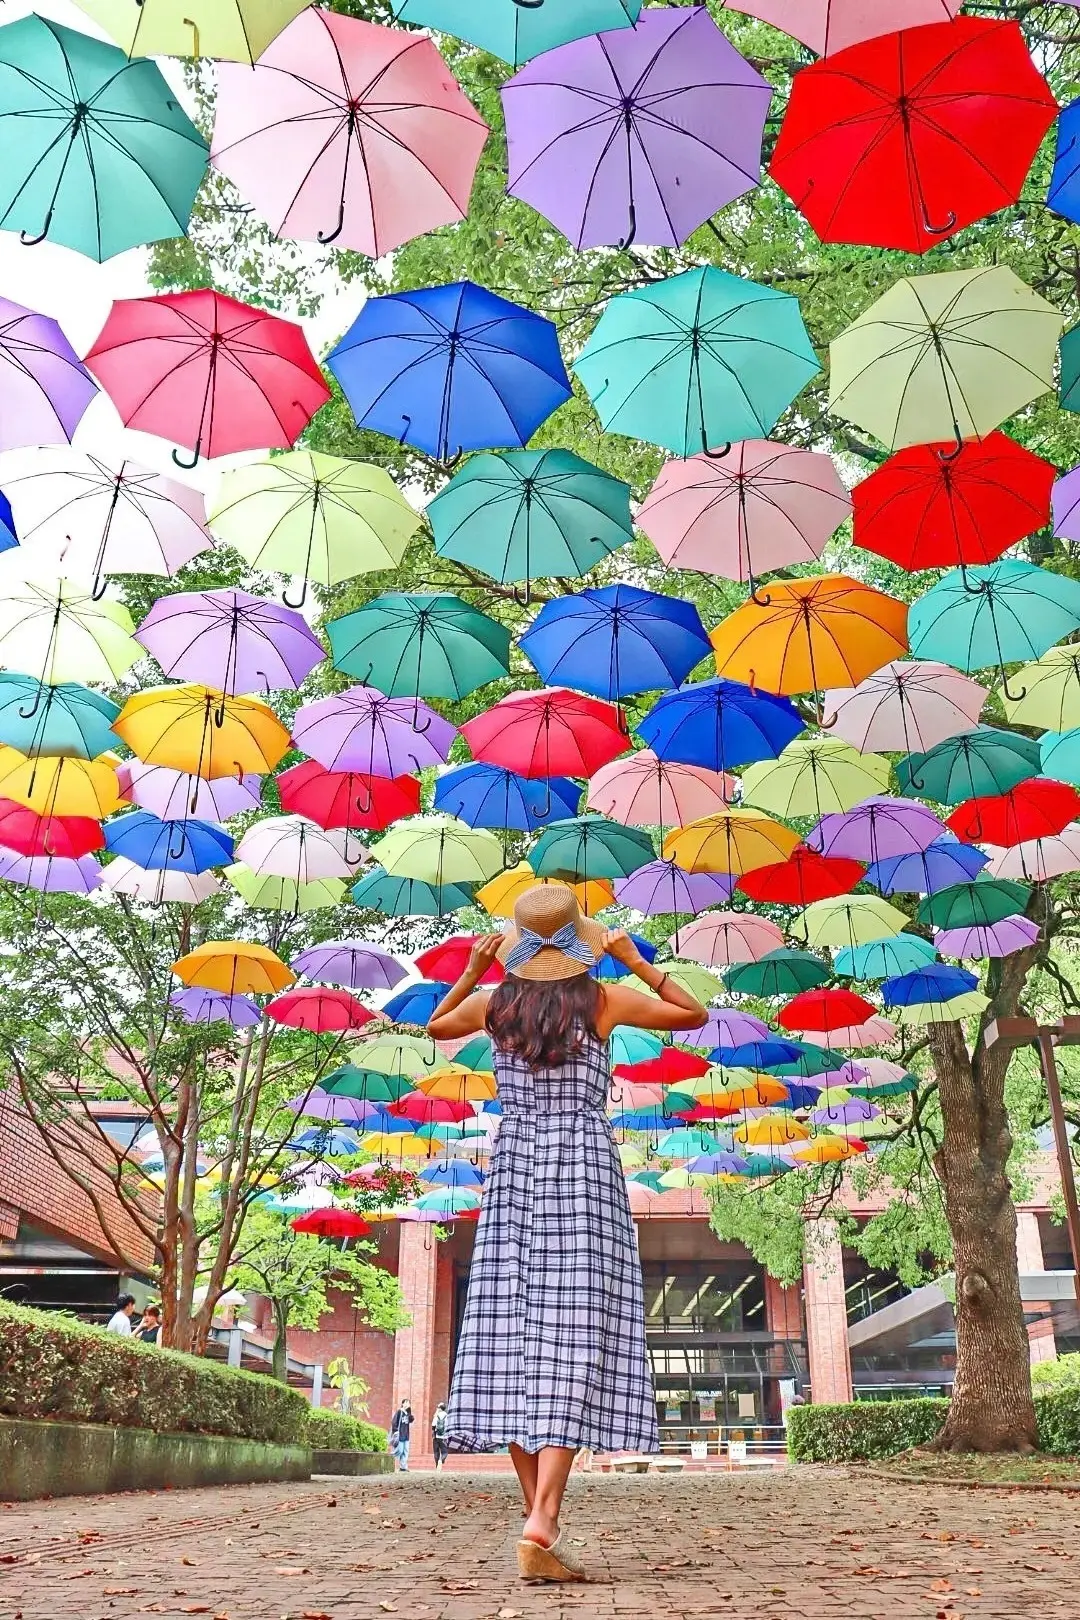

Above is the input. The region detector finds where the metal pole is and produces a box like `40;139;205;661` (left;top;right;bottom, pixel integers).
1037;1028;1080;1304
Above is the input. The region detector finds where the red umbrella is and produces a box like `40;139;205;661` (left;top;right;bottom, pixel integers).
415;936;504;986
769;19;1057;253
947;779;1080;847
614;1048;711;1086
670;1102;742;1122
291;1209;372;1239
737;845;864;906
0;799;103;858
389;1094;472;1125
778;988;875;1033
853;433;1055;572
278;760;421;833
84;289;331;468
461;688;628;779
266;987;378;1032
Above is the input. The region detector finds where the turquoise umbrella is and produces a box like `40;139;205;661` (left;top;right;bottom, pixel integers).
352;867;477;917
0;16;207;262
531;814;655;882
609;1026;662;1068
573;266;819;457
896;727;1041;804
392;0;641;67
0;675;118;758
908;562;1080;698
327;593;511;700
1041;728;1080;786
427;450;632;588
835;934;939;980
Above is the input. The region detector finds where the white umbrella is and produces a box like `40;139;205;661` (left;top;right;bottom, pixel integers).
823;660;987;754
235;814;357;881
985;825;1080;883
103;856;221;905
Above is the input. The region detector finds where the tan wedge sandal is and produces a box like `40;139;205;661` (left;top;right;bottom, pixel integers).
517;1534;588;1584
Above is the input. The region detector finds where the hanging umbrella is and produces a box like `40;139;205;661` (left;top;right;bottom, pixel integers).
294;687;455;777
934;915;1040;959
0;15;207;261
0;750;122;819
770;19;1055;254
1002;645;1080;733
711;576;909;697
778;988;875;1034
72;1;312;62
882;964;979;1008
118;762;262;822
320;1062;416;1101
0;577;139;685
0;296;96;450
452;1035;494;1073
292;941;406;993
105;858;220;906
908;562;1080;695
353;867;476;917
462;688;627;780
137;589;324;694
376;814;504;886
0;448;210;593
894;991;990;1026
852;433;1055;573
896;727;1041;804
104;812;232;874
235;816;353;882
384;982;454;1027
866;837;989;896
267;987;375;1034
212;9;487;256
434;764;579;833
614;859;733;918
169;987;262;1027
614;1048;709;1088
226;866;347;913
949;780;1080;847
416;1066;498;1102
475;860;612;920
588;753;731;830
292;1208;372;1239
392;0;641;69
289;1126;363;1157
706;1039;803;1072
503;7;771;251
639;678;804;773
741;738;890;820
765;1039;850;1076
795;893;909;949
172;940;294;996
416;937;504;987
114;688;291;781
736;845;864;907
834;934;938;979
574;266;819;456
419;1158;485;1188
327;282;572;463
725;0;960;56
0;676;118;761
823;660;987;755
1042;729;1080;787
428;449;631;588
530;814;654;883
520;585;712;702
327;593;510;700
676;912;784;968
917;878;1031;930
279;761;420;837
0;799;102;859
830;266;1062;451
1049;97;1080;225
0;847;100;894
809;796;945;863
85;289;330;467
663;808;800;876
638;440;850;589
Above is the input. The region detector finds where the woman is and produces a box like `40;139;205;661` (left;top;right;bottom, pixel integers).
428;885;707;1584
431;1401;450;1471
389;1398;413;1471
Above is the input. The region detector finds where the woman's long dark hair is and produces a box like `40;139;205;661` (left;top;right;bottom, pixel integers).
486;973;602;1069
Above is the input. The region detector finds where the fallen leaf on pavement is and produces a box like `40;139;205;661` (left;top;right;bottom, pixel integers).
378;1603;397;1613
498;1608;523;1618
103;1588;139;1597
181;1607;211;1614
274;1568;310;1578
302;1612;333;1619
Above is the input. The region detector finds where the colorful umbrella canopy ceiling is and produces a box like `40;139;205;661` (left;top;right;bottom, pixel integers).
267;987;375;1033
810;796;945;862
614;859;734;918
103;856;220;906
725;0;960;56
1003;645;1080;733
235;816;354;883
114;687;291;780
736;845;865;907
948;779;1080;847
0;577;139;686
353;867;477;917
710;576;909;696
866;837;990;896
0;676;118;761
639;678;804;773
294;687;455;778
520;584;712;702
291;941;407;992
72;1;313;62
104;812;233;874
663;807;801;876
173;940;295;996
392;0;642;68
376;814;504;886
327;592;510;700
530;814;655;883
741;737;890;819
169;987;262;1028
119;762;262;822
503;6;772;251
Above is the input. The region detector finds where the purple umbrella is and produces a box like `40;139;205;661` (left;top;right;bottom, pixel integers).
136;588;325;694
934;914;1040;959
615;858;734;916
0;296;97;450
810;1097;879;1128
170;988;263;1028
1052;466;1080;542
682;1006;769;1047
287;1092;388;1127
808;796;945;864
293;686;457;776
118;761;263;821
0;846;100;892
291;940;408;992
503;7;772;250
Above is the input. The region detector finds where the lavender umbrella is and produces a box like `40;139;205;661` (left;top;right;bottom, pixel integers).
136;589;325;694
0;847;100;892
808;796;945;864
170;988;263;1028
118;762;263;821
289;1092;391;1128
615;858;734;916
810;1097;879;1128
934;914;1040;959
0;296;97;450
682;1007;769;1047
291;940;408;992
293;686;457;776
502;7;772;250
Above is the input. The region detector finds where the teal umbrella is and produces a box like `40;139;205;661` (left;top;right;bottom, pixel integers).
762;1043;847;1079
0;15;207;262
724;949;831;998
327;593;511;700
1041;728;1080;786
897;728;1041;804
455;1034;494;1073
352;867;477;917
573;266;819;457
427;449;632;588
392;0;641;67
1061;321;1080;413
909;562;1080;699
609;1026;662;1068
657;1127;722;1158
0;675;118;758
917;878;1031;931
835;934;939;980
531;814;655;882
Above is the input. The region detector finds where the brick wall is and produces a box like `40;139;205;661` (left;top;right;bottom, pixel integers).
286;1289;399;1429
765;1273;803;1339
803;1218;853;1404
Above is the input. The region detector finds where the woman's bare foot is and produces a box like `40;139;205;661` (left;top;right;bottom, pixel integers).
521;1508;559;1549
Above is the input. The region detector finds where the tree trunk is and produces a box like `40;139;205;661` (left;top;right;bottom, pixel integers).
928;1020;1037;1453
272;1300;289;1384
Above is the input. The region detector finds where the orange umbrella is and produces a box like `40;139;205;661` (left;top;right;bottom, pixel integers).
416;1066;498;1102
663;808;799;876
710;575;908;696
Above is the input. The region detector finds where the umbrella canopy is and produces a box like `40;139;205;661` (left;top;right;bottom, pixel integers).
292;1209;372;1239
0;297;96;451
835;933;938;979
416;936;504;987
770;19;1055;254
663;808;800;876
823;660;987;755
434;764;579;833
353;867;476;917
520;584;711;702
137;589;323;695
114;687;291;780
882;964;979;1008
294;687;455;777
725;0;960;56
0;577;139;685
235;816;353;883
574;266;819;456
0;15;207;261
462;688;627;779
1002;645;1080;733
588;753;732;830
896;727;1041;804
614;859;734;918
711;576;908;696
292;941;406;992
726;947;832;998
0;676;118;761
917;878;1030;930
383;982;454;1027
104;812;232;874
173;940;294;996
320;1063;416;1101
226;865;347;913
0;847;101;894
267;987;375;1034
503;6;771;251
1041;728;1080;789
209;452;421;593
0;750;122;819
102;856;220;905
949;780;1080;847
279;761;420;836
376;814;504;886
530;814;655;883
0;799;102;859
779;987;875;1034
72;1;312;62
909;561;1080;682
393;0;642;68
741;737;890;819
830;266;1063;450
796;893;909;949
85;289;330;464
676;912;784;968
118;762;262;822
639;677;804;773
809;796;944;862
169;987;262;1027
327;281;572;463
475;862;613;920
327;592;510;700
867;837;989;896
212;9;488;257
638;440;850;585
935;915;1040;959
1049;97;1080;226
737;845;864;907
428;449;631;587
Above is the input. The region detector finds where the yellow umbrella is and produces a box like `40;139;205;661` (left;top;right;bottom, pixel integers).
416;1066;498;1102
741;737;891;819
476;860;615;918
663;809;800;876
172;940;294;995
72;0;311;62
710;576;908;696
1002;644;1080;731
115;686;291;780
793;1135;864;1164
734;1114;810;1145
0;748;123;817
361;1131;436;1160
794;894;909;950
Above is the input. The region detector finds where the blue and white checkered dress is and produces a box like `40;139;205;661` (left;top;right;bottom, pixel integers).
447;1026;658;1455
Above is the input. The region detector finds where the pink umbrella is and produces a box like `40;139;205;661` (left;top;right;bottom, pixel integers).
985;826;1080;883
212;10;488;255
587;750;732;829
118;762;263;821
934;915;1040;959
674;911;784;967
638;442;850;590
725;0;960;57
802;1015;897;1049
823;660;987;754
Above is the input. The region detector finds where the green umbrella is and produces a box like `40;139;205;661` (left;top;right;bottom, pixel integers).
225;865;345;913
352;1033;440;1078
352;867;476;918
531;814;655;882
724;949;831;998
327;592;511;700
852;1070;918;1100
427;449;632;589
0;15;208;261
763;1043;847;1079
455;1034;494;1073
377;814;504;886
627;1169;666;1192
917;879;1031;931
319;1064;414;1104
392;0;641;68
897;728;1041;803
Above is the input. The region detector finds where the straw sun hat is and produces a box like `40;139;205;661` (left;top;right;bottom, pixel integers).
496;885;606;982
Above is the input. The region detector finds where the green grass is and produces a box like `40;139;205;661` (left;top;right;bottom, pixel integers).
869;1452;1080;1486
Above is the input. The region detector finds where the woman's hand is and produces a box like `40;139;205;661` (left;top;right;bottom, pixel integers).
466;934;503;981
601;928;648;972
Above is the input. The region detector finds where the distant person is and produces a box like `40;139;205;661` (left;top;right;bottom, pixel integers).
106;1295;137;1336
136;1305;162;1344
432;1402;449;1472
390;1398;413;1471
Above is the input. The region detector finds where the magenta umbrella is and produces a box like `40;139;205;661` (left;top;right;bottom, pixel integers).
293;686;457;776
808;797;945;863
212;9;488;255
0;296;97;451
502;6;772;250
136;589;324;695
118;762;263;821
614;858;734;917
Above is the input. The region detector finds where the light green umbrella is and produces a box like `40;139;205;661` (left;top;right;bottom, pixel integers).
224;864;345;913
352;1033;440;1078
73;0;311;62
376;814;504;887
1002;645;1080;732
327;592;511;700
893;992;990;1026
741;737;890;819
794;894;909;950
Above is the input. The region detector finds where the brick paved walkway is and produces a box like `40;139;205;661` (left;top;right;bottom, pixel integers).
1;1468;1078;1620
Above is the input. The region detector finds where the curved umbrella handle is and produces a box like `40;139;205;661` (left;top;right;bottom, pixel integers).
441;447;465;473
282;579;309;611
90;572;111;603
703;441;732;461
512;0;547;8
168;825;189;864
921;204;957;238
618;202;637;253
959;562;989;598
318;201;347;247
20;224;51;248
513;581;533;609
1000;670;1028;706
412;704;434;736
172;442;202;471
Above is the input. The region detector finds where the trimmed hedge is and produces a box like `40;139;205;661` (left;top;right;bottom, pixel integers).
787;1391;1080;1462
306;1408;387;1453
0;1301;310;1445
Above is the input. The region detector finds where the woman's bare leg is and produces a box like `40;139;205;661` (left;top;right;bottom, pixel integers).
509;1443;538;1517
522;1446;576;1549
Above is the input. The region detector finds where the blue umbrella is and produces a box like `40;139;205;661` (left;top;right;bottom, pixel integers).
352;868;476;916
710;1038;805;1069
104;812;233;874
0;490;16;552
592;933;657;982
1049;98;1080;226
638;677;804;771
882;964;979;1007
773;1082;822;1109
434;763;580;831
0;674;118;758
610;1107;681;1132
326;281;572;463
382;981;453;1026
289;1127;362;1156
519;584;712;701
866;838;990;896
835;934;939;980
419;1159;485;1187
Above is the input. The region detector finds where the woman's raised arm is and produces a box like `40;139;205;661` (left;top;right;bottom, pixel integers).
596;929;708;1035
426;934;501;1040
